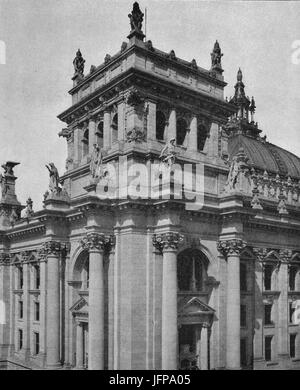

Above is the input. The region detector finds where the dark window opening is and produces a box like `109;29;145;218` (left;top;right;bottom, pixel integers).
156;111;166;141
289;266;297;291
18;329;23;350
34;302;40;322
290;334;296;359
176;118;187;146
197;124;208;151
18;267;23;290
34;332;40;355
19;301;23;319
264;304;273;326
265;336;272;362
240;263;247;291
264;264;273;291
178;250;207;292
96;121;104;148
241;304;247;327
82;129;89;156
289;302;296;324
111;113;118;143
35;265;40;290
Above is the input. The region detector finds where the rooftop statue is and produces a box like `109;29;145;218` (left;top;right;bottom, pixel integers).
211;40;223;70
73;49;85;76
24;197;34;219
46;163;60;193
128;2;144;32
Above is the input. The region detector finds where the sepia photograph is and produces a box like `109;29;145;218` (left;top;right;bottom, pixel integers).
0;0;300;374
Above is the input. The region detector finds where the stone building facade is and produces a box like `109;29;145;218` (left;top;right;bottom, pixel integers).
0;2;300;370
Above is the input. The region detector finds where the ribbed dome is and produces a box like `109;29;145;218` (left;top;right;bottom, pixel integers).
229;134;300;179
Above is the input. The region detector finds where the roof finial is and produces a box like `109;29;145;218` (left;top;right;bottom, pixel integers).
237;67;243;82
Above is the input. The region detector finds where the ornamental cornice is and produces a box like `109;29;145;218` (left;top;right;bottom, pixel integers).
217;239;246;257
81;232;115;252
152;232;184;252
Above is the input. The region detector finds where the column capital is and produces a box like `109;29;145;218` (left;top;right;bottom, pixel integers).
152;232;184;253
42;240;62;256
217;239;246;257
0;252;10;266
81;232;115;253
279;249;293;263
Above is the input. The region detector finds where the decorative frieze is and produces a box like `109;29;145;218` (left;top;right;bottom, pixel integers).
152;232;184;253
217;239;246;257
81;232;115;252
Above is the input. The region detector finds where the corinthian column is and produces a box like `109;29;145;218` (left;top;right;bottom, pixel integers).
218;239;246;370
153;232;184;370
81;232;114;370
43;241;62;368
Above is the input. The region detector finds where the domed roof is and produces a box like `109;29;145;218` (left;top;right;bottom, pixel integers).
228;134;300;179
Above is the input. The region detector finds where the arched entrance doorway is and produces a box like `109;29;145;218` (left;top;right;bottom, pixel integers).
177;249;215;370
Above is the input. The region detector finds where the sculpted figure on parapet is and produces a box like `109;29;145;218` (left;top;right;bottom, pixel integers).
90;143;105;181
73;49;85;76
159;138;176;169
128;2;144;32
45;163;60;193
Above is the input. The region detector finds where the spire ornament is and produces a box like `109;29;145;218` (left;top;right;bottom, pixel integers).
73;49;85;78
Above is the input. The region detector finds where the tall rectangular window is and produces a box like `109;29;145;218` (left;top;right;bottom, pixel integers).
34;332;39;355
290;334;296;359
34;302;40;322
18;267;23;290
264;265;273;291
289;302;296;324
18;329;23;350
19;301;23;319
289;267;296;291
264;304;273;325
241;304;247;327
265;336;272;362
35;265;40;290
240;263;247;292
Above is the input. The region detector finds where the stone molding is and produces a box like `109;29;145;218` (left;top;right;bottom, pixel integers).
0;252;10;266
217;239;246;257
81;232;115;253
152;232;184;253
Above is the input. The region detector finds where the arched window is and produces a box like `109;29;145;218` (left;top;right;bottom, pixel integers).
176;118;187;146
111;113;118;143
73;251;89;291
197;124;208;151
82;128;89;157
177;249;208;292
96;121;104;148
156;111;166;141
289;259;300;291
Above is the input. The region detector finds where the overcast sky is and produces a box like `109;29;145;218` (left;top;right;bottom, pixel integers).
0;0;299;210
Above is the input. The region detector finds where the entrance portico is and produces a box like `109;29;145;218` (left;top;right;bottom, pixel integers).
178;297;215;370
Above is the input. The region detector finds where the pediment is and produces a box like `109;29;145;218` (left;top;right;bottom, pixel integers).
178;296;215;316
70;296;88;313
